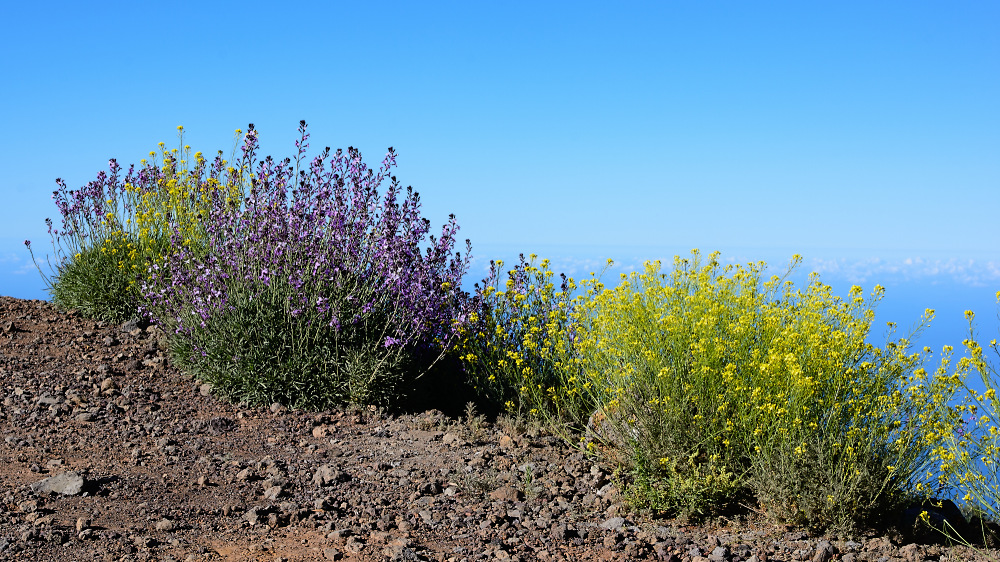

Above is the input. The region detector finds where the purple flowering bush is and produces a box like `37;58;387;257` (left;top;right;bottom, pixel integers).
143;122;473;409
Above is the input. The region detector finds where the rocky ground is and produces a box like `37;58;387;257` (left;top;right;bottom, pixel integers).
1;295;997;562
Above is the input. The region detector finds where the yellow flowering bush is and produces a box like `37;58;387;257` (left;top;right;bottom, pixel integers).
934;295;1000;537
31;126;248;321
457;253;591;421
560;250;961;531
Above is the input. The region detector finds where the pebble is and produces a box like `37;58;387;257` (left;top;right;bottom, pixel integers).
489;485;523;502
30;470;85;495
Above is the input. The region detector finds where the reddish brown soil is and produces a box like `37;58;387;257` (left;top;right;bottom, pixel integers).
0;295;996;561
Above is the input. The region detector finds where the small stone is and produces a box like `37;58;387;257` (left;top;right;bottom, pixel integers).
103;335;118;346
709;545;730;561
812;541;838;562
312;425;330;438
498;434;515;449
100;378;114;392
199;383;213;396
313;464;348;486
323;548;342;560
270;402;286;414
155;518;175;531
263;485;283;500
600;517;626;530
245;506;265;525
75;517;90;533
30;470;85;495
344;537;364;554
74;412;94;422
489;485;523;502
898;544;921;562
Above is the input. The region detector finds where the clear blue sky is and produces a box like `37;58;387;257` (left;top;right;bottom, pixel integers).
2;1;998;327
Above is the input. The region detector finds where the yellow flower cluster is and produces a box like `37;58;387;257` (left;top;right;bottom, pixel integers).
129;127;247;262
93;127;250;289
462;249;968;528
51;126;253;322
566;251;963;525
457;254;590;422
930;293;1000;523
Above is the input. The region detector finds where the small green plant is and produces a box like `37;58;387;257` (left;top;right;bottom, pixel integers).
460;401;489;442
623;450;742;522
520;465;539;500
458;468;500;500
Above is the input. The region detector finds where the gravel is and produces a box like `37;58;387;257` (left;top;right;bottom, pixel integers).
0;295;996;561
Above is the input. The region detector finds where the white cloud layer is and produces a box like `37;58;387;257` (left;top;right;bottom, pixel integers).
805;257;1000;287
467;250;1000;290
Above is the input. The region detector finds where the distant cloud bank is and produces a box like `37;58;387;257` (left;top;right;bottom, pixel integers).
806;257;1000;287
468;249;1000;290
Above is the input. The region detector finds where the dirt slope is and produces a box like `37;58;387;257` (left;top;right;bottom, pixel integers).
0;295;994;561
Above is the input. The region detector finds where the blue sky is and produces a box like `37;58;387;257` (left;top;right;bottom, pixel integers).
1;1;998;351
